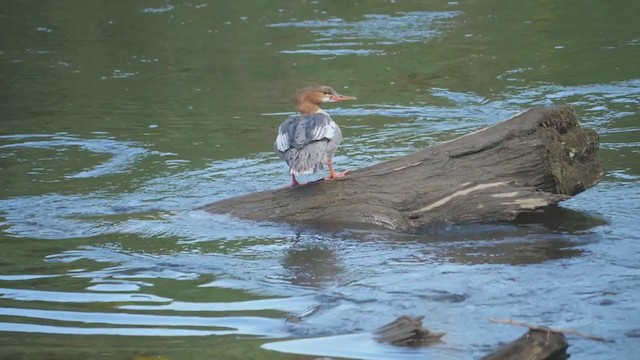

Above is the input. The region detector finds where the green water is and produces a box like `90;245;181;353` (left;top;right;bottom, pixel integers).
1;0;639;359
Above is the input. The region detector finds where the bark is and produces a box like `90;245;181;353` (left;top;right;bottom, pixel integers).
372;315;445;346
482;330;568;360
201;106;604;232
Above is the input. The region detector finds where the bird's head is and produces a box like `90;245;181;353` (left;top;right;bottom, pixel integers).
295;85;357;114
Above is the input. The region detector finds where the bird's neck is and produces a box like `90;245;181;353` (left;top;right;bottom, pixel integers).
297;101;321;115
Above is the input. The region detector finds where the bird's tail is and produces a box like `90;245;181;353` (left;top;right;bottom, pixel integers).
285;146;325;175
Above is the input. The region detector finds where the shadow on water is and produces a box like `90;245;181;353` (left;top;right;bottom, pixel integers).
419;206;607;265
304;204;607;266
512;204;609;233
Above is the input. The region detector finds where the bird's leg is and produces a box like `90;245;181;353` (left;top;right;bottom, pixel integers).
325;159;349;180
291;174;302;186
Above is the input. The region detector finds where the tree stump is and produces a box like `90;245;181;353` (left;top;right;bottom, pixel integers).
201;106;603;232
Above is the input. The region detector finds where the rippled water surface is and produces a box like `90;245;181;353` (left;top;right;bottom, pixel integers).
1;1;639;359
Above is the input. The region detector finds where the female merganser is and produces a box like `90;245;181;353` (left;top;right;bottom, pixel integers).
275;85;357;186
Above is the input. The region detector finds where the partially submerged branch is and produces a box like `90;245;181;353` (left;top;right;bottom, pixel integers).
373;315;445;346
481;329;569;360
488;318;607;342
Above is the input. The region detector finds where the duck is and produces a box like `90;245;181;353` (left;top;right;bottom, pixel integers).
275;85;357;186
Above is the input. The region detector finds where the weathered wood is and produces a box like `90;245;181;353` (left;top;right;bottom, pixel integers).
482;330;568;360
372;315;445;346
488;318;607;342
201;106;603;232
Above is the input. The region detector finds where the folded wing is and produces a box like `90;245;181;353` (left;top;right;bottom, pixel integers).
275;112;342;175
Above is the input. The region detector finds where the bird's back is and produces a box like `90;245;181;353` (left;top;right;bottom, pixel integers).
275;112;342;175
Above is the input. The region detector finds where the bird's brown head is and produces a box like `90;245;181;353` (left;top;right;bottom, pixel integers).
295;85;357;114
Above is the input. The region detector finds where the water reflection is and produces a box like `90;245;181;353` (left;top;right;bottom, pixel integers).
282;244;341;287
271;11;461;57
0;134;152;179
0;307;287;337
263;332;465;360
442;238;584;266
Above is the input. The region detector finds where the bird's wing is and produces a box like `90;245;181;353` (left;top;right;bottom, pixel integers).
296;113;336;148
275;113;336;152
275;116;297;152
304;112;336;143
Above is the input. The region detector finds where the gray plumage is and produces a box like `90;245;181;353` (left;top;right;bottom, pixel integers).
275;112;342;175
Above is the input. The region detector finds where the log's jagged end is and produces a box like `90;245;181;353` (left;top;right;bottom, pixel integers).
538;106;604;196
539;105;580;134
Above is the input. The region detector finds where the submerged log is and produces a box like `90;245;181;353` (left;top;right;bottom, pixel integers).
482;330;568;360
201;106;603;231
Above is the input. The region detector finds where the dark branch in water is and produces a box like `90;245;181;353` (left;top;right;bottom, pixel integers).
372;315;445;346
488;317;607;342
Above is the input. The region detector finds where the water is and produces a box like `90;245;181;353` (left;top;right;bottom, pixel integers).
1;0;639;359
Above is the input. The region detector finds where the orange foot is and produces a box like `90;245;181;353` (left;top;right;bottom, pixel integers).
287;174;303;187
324;170;350;180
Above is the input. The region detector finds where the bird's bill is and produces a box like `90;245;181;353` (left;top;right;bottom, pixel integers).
327;94;357;102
